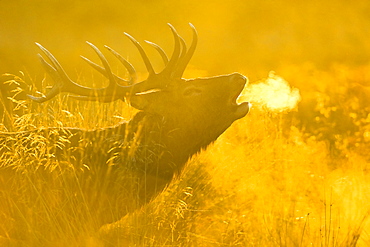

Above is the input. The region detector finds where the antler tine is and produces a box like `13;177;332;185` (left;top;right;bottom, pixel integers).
161;23;181;76
80;55;129;85
28;54;65;103
85;42;117;90
173;23;198;78
35;43;73;83
104;45;137;85
37;54;61;84
177;36;187;66
124;32;155;76
80;55;107;75
69;42;134;101
144;40;169;66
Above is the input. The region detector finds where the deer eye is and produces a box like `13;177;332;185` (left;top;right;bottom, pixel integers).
183;87;202;97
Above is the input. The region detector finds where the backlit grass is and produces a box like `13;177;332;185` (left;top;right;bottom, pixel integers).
1;66;370;246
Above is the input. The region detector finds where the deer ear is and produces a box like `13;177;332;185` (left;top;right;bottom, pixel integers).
129;95;149;110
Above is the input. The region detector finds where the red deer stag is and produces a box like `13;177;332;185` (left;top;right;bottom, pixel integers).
0;24;250;240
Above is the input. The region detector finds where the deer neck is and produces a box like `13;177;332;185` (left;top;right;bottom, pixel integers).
130;111;220;180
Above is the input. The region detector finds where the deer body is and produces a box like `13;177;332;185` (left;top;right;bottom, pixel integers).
0;24;250;240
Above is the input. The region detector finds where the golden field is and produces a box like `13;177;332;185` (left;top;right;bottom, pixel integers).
1;0;370;246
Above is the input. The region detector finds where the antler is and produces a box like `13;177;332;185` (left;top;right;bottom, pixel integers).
28;23;198;103
29;42;134;103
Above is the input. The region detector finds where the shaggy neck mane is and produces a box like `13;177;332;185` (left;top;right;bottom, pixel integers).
128;110;219;181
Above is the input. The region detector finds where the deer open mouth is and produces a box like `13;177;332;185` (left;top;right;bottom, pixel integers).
228;73;250;119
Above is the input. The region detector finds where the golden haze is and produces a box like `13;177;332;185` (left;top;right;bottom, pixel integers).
1;0;370;246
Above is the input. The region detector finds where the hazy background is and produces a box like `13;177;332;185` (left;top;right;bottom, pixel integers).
2;1;370;245
1;0;370;82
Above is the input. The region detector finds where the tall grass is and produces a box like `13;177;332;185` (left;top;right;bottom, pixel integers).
1;66;370;246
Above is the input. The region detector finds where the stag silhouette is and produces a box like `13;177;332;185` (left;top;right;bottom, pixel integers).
0;24;250;241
